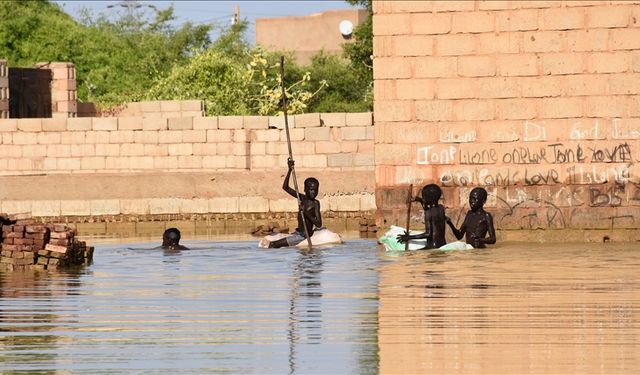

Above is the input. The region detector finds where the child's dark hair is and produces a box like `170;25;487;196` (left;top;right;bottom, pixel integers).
163;227;181;244
421;183;442;203
304;177;319;188
470;187;488;200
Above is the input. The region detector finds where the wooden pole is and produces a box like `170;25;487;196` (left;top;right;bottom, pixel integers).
280;56;313;250
405;184;413;251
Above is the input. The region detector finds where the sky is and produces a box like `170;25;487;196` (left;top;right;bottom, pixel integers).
54;1;357;43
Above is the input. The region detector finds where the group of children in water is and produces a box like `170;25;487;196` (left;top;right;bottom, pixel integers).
162;158;496;250
265;158;497;250
396;183;496;249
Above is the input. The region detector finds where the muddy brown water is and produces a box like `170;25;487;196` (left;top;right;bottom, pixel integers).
1;236;638;374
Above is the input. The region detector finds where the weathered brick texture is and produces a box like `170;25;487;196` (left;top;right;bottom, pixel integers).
0;113;374;178
373;0;640;237
0;60;8;119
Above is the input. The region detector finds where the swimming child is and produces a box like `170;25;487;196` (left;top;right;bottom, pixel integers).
447;187;496;248
161;228;189;250
396;183;447;249
269;158;322;248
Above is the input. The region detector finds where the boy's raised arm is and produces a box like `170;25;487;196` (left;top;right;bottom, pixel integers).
282;158;298;198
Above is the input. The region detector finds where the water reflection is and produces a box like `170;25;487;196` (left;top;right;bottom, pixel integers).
4;239;638;374
287;249;324;374
0;268;85;372
0;239;380;374
378;243;640;374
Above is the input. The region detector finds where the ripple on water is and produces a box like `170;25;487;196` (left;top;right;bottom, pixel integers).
2;240;640;374
0;239;380;374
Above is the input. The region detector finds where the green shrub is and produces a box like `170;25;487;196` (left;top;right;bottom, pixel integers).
0;0;373;114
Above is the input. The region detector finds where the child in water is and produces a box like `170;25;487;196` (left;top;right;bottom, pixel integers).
269;158;322;248
447;187;496;248
161;228;189;250
396;183;447;249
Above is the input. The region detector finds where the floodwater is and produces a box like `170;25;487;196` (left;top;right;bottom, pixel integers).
1;237;639;374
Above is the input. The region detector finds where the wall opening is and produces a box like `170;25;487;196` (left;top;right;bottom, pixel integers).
9;67;52;118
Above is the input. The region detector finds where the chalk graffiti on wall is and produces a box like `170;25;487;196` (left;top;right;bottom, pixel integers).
439;164;631;187
611;118;640;139
589;184;625;207
440;129;476;143
420;142;634;166
449;183;640;230
416;145;457;164
570;119;602;140
525;119;640;141
524;120;547;141
408;118;639;230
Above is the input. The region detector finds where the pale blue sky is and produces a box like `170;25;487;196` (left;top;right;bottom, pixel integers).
54;1;356;43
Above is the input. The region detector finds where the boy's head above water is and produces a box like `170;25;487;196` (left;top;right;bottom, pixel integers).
162;228;181;246
469;187;488;211
421;184;442;205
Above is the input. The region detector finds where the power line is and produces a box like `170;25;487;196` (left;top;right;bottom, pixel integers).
190;14;234;25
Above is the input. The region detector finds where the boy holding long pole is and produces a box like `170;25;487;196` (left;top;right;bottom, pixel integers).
268;57;318;249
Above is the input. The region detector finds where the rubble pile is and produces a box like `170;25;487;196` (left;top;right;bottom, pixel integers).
1;215;94;271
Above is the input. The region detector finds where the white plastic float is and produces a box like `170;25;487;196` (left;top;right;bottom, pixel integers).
258;228;343;249
378;225;473;252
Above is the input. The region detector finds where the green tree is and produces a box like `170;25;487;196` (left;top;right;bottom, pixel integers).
303;52;371;113
146;48;250;115
71;1;211;105
342;0;373;82
147;22;325;116
0;0;211;107
0;0;83;64
0;0;372;114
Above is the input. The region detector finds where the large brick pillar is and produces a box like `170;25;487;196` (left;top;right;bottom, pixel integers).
36;62;77;118
0;59;8;119
372;0;640;239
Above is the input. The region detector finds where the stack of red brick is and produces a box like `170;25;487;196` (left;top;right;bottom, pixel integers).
1;215;94;271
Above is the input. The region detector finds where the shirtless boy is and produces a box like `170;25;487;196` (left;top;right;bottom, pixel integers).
396;183;447;249
447;187;496;248
269;158;322;248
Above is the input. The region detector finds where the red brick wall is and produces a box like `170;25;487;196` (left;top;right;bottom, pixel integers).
373;0;640;241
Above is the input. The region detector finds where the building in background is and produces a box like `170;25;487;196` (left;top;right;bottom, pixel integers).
255;9;368;65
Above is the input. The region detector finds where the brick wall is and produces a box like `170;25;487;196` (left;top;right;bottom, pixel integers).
373;0;640;241
117;100;205;118
0;112;375;218
35;62;78;118
0;111;373;174
0;60;7;119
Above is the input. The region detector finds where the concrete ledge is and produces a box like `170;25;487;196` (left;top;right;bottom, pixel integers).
24;211;372;237
0;171;375;217
0;171;373;200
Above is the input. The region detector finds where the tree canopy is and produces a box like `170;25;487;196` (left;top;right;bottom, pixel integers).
0;0;373;114
343;0;373;82
0;0;210;106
